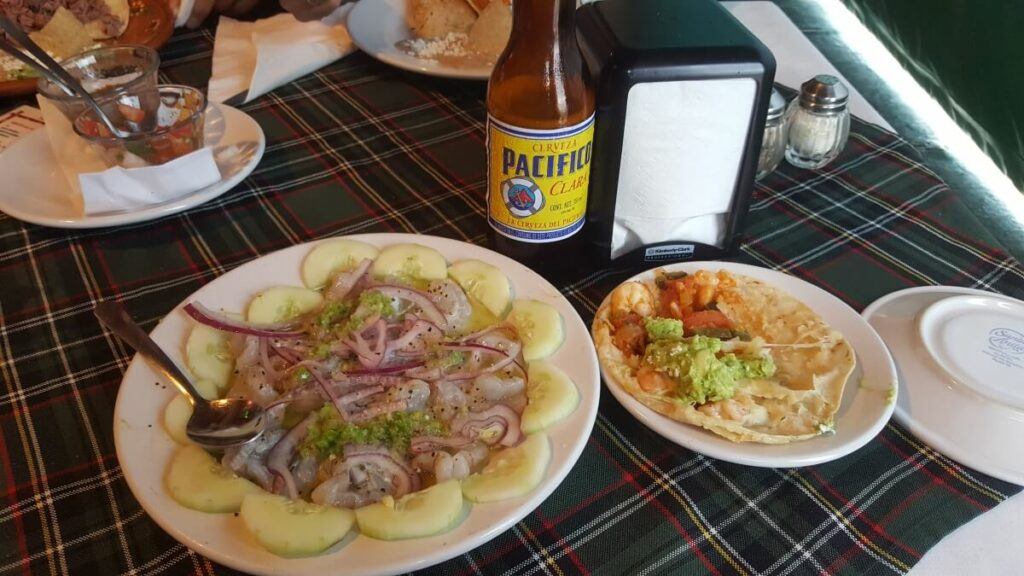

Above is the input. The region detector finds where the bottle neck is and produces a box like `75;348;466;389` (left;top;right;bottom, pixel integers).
512;0;577;43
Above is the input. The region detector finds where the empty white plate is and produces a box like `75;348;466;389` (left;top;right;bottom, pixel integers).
0;104;264;229
863;287;1024;485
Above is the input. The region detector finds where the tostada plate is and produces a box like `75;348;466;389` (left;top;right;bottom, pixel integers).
593;261;897;468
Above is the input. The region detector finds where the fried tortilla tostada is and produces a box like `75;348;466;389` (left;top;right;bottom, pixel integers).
593;269;856;444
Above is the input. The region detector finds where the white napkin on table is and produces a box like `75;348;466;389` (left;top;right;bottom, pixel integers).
36;97;222;216
208;5;355;105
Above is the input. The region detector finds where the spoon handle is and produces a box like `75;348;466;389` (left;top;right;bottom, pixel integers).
94;301;206;406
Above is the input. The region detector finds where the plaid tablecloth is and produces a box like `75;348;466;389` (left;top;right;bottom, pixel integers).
2;27;1023;576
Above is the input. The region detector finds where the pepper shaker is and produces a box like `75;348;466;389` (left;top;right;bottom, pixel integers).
785;75;850;170
756;88;787;180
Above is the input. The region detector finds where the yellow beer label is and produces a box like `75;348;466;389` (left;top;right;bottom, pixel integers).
486;114;595;243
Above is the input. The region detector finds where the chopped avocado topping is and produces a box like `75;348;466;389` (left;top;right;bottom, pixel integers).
317;301;354;328
302;406;445;457
343;291;397;333
643;335;776;405
294;367;312;385
645;317;684;341
310;342;331;359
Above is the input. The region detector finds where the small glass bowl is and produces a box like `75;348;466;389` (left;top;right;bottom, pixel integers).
73;85;207;169
38;45;160;123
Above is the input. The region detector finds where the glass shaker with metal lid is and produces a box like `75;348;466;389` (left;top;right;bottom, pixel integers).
785;75;850;170
756;88;787;180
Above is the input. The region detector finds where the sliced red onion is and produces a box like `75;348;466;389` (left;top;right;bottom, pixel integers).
348;400;407;424
451;404;522;447
343;362;425;376
183;302;304;337
368;285;447;330
339;385;383;405
269;342;302;365
309;367;347;420
258;337;280;380
409;435;474;454
340;449;419;498
458;322;518;344
268;412;318;500
442;341;522;380
326;258;372;301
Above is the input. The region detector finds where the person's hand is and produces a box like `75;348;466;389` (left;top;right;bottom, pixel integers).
186;0;262;27
280;0;344;22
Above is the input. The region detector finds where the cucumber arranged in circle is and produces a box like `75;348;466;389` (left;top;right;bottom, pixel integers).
448;259;513;317
163;379;220;445
185;324;234;389
507;299;564;361
240;493;355;557
370;243;448;282
301;239;379;289
166;444;262;513
461;433;551;503
522;362;580;434
247;287;324;324
355;480;464;541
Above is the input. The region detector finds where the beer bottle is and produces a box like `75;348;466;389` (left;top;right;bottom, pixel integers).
485;0;595;280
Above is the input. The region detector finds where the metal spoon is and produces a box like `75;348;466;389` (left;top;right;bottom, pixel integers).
0;17;134;139
94;301;266;449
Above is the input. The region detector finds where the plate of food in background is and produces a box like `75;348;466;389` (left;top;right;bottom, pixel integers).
0;0;174;97
347;0;510;80
592;262;898;468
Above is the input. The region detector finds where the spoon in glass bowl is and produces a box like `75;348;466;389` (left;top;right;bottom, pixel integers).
94;301;266;449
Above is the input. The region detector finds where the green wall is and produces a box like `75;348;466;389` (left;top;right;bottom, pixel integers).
841;0;1024;190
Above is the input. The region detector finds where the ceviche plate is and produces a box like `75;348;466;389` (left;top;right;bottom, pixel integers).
113;233;599;576
597;261;898;468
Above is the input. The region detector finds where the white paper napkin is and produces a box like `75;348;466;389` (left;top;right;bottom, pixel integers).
208;5;355;105
37;96;222;216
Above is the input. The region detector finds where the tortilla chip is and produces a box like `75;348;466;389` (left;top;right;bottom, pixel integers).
29;8;95;60
593;271;856;444
84;0;131;40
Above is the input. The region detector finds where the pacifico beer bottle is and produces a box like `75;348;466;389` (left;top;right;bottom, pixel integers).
486;0;595;279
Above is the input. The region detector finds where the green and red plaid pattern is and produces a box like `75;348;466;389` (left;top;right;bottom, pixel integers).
1;27;1022;576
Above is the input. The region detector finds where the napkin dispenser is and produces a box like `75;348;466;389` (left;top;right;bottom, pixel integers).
577;0;776;263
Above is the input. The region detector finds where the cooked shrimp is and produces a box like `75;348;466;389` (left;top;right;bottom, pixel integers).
636;366;675;394
660;270;735;318
610;282;655;317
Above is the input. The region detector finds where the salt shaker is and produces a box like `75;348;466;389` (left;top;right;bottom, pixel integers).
756;88;787;180
785;75;850;170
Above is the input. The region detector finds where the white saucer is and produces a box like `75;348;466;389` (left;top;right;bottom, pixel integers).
0;104;264;229
919;295;1024;409
863;287;1024;485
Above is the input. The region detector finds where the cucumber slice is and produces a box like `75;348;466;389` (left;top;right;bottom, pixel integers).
461;433;551;503
463;294;499;334
521;362;580;433
240;493;355;557
163;379;220;445
355;480;464;540
301;239;379;289
448;259;512;317
185;324;234;389
247;287;323;324
166;444;262;513
370;243;448;282
507;300;564;361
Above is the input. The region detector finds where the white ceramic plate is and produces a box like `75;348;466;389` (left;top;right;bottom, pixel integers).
113;233;600;576
596;262;898;468
863;286;1024;485
348;0;492;81
0;104;264;229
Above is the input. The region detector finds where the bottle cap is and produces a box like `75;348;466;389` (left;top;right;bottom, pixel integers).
798;74;849;112
766;88;787;120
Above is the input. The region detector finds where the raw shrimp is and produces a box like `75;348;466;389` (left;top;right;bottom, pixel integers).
426;279;472;332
